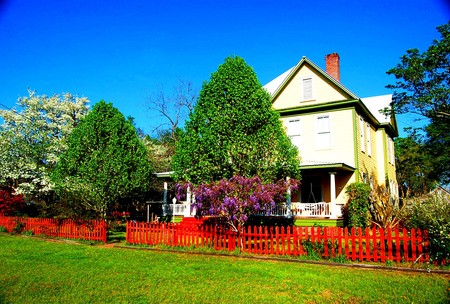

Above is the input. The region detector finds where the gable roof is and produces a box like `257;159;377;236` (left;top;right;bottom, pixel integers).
263;56;359;101
264;55;398;137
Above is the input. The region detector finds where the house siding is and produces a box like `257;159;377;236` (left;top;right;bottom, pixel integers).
282;109;355;168
358;120;378;185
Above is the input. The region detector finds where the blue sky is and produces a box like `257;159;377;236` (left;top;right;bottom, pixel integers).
0;0;448;137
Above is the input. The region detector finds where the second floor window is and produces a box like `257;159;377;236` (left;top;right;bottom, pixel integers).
287;118;301;149
360;117;365;153
316;114;331;149
366;123;372;156
388;136;394;164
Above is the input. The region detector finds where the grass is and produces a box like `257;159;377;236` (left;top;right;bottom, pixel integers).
1;234;449;303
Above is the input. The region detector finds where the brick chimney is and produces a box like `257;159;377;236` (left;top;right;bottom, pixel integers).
325;53;340;82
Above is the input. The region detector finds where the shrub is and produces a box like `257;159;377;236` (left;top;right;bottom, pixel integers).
178;175;299;233
401;192;450;264
345;183;371;228
0;187;25;216
12;220;25;234
370;184;403;229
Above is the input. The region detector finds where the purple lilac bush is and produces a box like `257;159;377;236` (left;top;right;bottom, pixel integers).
177;176;300;232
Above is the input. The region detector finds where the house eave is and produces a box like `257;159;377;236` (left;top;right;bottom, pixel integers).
300;163;355;172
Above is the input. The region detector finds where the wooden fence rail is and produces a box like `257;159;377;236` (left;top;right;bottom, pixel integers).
126;221;428;263
0;215;107;243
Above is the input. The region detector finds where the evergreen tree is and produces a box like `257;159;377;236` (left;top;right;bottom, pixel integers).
52;101;153;219
172;56;300;184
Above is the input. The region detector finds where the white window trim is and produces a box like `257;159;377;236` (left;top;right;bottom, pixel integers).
301;77;313;101
366;123;372;157
316;114;331;150
387;136;394;164
287;118;301;149
360;117;365;153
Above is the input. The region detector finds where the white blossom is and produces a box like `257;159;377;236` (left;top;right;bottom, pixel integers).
0;90;89;200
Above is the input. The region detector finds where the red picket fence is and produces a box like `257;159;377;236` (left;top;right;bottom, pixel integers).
0;215;107;243
126;221;428;263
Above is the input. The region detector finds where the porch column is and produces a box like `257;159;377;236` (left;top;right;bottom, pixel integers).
329;172;337;219
163;182;168;216
286;177;292;216
185;186;192;217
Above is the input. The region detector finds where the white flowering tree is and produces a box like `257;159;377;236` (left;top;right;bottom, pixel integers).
0;90;89;203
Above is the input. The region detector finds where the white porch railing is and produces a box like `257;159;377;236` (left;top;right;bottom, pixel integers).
258;202;337;217
167;203;188;216
290;202;332;217
167;202;341;218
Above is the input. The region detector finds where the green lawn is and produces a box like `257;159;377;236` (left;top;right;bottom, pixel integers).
0;234;448;304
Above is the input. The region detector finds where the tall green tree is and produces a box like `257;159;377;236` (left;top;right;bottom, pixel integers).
172;56;300;184
0;90;89;203
387;22;450;184
52;101;153;219
395;136;437;198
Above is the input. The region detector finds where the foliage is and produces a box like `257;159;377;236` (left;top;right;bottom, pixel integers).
12;220;25;234
387;22;450;184
301;237;324;260
369;184;403;229
52;101;153;220
141;133;174;173
172;56;300;184
401;191;450;264
345;183;372;228
395;136;438;198
178;175;299;233
0;90;89;202
0;187;25;216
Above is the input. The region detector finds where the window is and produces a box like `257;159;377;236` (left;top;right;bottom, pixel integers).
366;123;372;156
302;77;313;101
360;117;365;152
316;115;331;149
387;136;395;164
287;118;301;149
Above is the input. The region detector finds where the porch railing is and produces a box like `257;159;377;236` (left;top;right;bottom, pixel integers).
257;202;333;217
167;204;188;216
169;202;339;218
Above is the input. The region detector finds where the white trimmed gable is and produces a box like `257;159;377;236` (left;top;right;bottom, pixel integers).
264;57;357;111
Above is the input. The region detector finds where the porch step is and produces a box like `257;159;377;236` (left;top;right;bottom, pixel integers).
179;217;207;228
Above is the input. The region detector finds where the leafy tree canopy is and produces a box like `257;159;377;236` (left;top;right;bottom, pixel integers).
52;101;153;219
395;136;437;197
172;56;300;184
387;22;450;184
0;90;89;200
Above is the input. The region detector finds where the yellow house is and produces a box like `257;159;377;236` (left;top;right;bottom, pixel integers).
264;54;398;225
